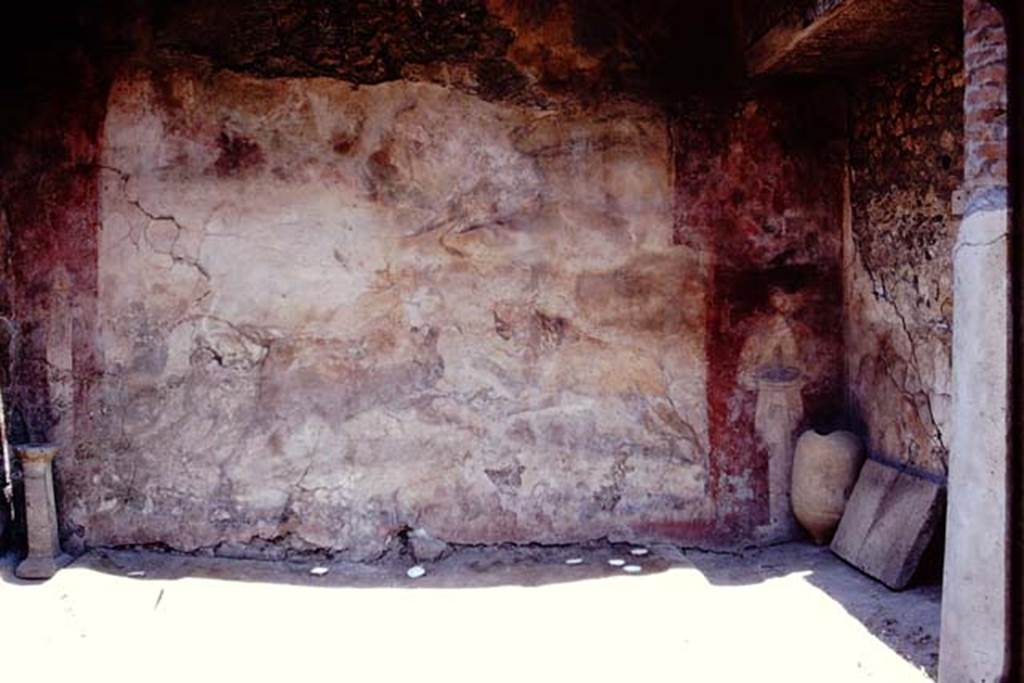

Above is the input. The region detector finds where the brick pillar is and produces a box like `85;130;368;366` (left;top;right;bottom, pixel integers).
939;1;1012;680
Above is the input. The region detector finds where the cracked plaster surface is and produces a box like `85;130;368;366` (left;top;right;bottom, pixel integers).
845;30;962;476
67;66;711;559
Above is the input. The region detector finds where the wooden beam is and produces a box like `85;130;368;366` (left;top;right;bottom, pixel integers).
747;0;959;77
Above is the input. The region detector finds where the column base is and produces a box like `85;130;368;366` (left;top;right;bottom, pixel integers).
16;555;58;580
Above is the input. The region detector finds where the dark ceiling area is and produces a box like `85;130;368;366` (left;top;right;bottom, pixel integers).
0;0;744;105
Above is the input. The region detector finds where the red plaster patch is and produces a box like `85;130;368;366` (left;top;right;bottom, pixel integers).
213;131;265;177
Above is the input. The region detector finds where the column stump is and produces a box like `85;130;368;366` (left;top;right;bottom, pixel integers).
14;444;61;580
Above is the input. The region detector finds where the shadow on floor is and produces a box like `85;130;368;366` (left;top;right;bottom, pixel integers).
683;542;942;679
0;540;678;590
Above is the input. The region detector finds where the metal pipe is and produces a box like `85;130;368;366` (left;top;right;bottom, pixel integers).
0;379;12;519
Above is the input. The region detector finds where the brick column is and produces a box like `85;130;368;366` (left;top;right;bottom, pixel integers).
939;1;1012;680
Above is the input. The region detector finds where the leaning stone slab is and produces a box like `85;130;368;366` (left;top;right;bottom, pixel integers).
830;459;943;590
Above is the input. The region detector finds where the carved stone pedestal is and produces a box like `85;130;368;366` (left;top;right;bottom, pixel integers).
14;444;61;580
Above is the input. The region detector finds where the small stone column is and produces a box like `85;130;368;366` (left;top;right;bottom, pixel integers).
15;444;61;580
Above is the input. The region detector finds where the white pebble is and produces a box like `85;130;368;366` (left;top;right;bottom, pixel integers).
623;565;643;573
310;566;329;576
127;570;146;578
407;565;427;579
630;548;649;556
607;558;626;567
565;557;584;565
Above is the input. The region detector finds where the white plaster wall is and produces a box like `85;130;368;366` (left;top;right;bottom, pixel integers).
71;66;711;557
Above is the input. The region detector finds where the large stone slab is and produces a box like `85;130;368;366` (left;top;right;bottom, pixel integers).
830;459;943;590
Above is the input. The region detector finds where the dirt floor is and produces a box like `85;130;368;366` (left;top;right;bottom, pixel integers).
0;542;939;682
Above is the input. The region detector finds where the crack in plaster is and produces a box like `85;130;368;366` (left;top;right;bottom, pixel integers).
99;165;212;282
854;243;949;471
952;232;1008;260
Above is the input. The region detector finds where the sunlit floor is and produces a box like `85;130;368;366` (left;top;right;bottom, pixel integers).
0;543;938;682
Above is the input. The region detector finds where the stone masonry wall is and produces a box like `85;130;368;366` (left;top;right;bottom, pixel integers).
845;26;964;477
